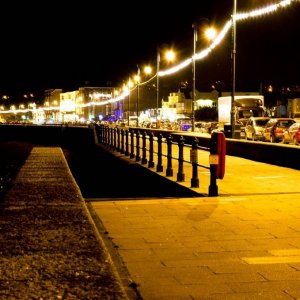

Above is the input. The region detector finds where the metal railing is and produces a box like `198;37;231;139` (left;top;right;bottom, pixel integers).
95;124;221;196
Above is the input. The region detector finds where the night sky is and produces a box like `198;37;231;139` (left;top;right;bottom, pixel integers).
0;1;299;99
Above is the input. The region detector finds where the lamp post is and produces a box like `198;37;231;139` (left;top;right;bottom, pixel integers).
113;89;120;119
128;88;130;125
191;22;216;132
231;0;237;138
122;83;128;121
156;48;175;128
192;24;197;132
134;65;141;127
156;49;160;128
127;79;134;125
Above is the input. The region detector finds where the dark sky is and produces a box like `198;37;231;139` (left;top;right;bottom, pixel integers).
0;1;300;98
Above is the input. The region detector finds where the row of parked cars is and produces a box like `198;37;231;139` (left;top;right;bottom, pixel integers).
243;116;300;145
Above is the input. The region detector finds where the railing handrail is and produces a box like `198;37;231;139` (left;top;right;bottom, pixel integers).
95;124;219;196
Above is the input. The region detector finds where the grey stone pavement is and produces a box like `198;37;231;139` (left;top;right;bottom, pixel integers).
87;146;300;299
0;147;132;299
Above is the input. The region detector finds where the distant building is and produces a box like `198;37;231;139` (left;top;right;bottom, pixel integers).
43;89;62;123
60;91;79;123
161;89;219;120
40;86;118;123
77;87;118;121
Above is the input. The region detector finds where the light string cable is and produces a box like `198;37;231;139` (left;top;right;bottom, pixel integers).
1;0;298;114
109;0;299;106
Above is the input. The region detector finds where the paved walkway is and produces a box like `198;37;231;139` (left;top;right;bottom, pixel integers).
0;147;132;299
88;149;300;299
4;144;300;299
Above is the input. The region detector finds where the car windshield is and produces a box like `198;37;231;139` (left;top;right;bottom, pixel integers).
255;119;269;126
239;110;260;118
277;120;295;128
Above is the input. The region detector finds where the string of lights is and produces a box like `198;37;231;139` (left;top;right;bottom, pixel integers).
0;0;298;116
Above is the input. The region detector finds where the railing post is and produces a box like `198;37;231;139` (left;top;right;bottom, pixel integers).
103;126;107;146
108;127;112;147
100;125;104;144
125;129;129;156
191;137;199;188
108;127;114;148
120;129;125;154
103;126;107;145
107;127;111;148
166;135;173;177
116;128;120;152
177;136;185;182
141;131;148;165
136;130;141;162
113;128;117;150
130;129;135;159
101;125;104;144
96;125;102;144
156;134;163;172
148;132;155;168
209;132;219;196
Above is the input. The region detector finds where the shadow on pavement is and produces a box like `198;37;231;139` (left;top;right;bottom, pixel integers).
0;141;34;199
63;144;201;199
0;141;201;200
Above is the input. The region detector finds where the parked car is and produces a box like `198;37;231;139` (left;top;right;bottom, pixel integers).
187;121;219;134
244;116;271;141
176;118;192;131
282;122;300;145
192;121;208;133
262;118;296;143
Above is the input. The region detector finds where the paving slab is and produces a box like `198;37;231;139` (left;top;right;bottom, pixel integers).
88;151;300;300
0;147;134;299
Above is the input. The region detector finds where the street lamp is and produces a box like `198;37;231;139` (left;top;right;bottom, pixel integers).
231;0;237;138
156;48;175;128
156;49;160;128
144;65;152;76
127;79;134;125
113;89;120;118
192;24;197;132
191;22;216;132
134;65;141;127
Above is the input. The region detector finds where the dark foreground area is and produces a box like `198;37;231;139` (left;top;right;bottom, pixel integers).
0;141;33;198
63;143;199;199
0;141;197;200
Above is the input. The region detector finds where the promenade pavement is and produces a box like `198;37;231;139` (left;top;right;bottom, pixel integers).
3;142;300;299
0;147;133;299
87;145;300;299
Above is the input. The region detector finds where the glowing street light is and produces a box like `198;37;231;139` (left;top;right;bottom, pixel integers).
1;95;9;100
144;65;152;75
165;50;175;62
